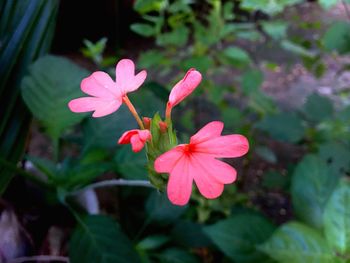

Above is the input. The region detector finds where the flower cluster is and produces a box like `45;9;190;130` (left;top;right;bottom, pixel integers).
68;59;249;206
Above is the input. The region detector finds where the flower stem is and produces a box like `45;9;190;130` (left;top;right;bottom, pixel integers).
165;102;172;124
69;179;154;196
122;95;145;129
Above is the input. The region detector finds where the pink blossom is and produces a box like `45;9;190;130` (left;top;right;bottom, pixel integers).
168;69;202;108
154;121;249;206
68;59;146;117
118;129;151;152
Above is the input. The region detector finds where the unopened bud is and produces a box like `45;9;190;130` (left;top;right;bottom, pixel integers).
143;117;151;129
159;121;168;133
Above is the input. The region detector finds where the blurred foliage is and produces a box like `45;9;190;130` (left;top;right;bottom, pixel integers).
0;0;58;194
2;0;350;262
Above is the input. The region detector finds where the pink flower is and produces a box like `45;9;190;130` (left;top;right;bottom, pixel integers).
166;69;202;119
154;121;249;206
118;129;152;152
68;59;146;117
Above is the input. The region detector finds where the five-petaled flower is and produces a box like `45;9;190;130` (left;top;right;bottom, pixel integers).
68;59;146;117
118;129;152;152
154;121;249;206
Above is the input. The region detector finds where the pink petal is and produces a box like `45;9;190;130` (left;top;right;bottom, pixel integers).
130;135;144;152
167;155;193;206
189;155;224;199
154;145;185;173
116;59;146;94
190;121;224;144
118;130;139;144
138;129;151;141
168;69;202;108
81;71;119;98
193;153;237;184
68;97;121;117
195;134;249;158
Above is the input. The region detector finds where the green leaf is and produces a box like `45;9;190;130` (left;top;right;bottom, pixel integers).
204;213;276;262
241;0;303;15
322;21;350;54
145;192;187;225
158;248;199;263
69;215;141;263
134;0;165;13
180;56;214;73
130;23;155;37
82;106;135;149
0;0;58;194
302;93;334;123
157;26;189;47
256;112;305;143
241;69;264;95
291;155;340;229
324;180;350;254
171;220;212;248
319;0;338;9
137;235;170;250
222;46;251;66
21;55;89;139
318;142;350;174
260;222;335;263
281;40;315;57
138;50;165;68
114;147;147;180
256;146;277;164
262;21;288;40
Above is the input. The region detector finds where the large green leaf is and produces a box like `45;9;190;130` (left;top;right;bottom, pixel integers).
256;112;305;143
21;55;89;139
322;21;350;54
291;155;340;229
324;180;350;254
204;213;276;262
0;0;58;193
302;93;334;123
260;222;335;263
241;69;264;95
82;106;135;149
69;215;141;263
114;147;147;180
145;192;187;225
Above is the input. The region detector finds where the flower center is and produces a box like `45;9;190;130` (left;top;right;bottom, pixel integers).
184;143;195;154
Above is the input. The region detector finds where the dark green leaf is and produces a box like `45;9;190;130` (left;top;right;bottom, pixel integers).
69;215;141;263
137;235;170;250
256;146;277;164
114;147;147;180
157;26;189;47
262;21;288;40
281;40;315;57
291;155;340;229
302;93;333;123
145;191;187;225
204;213;276;262
21;55;89;139
256;112;305;143
83;106;135;149
322;21;350;54
241;69;264;95
158;248;199;263
180;56;214;73
324;179;350;254
260;222;335;263
172;220;212;248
